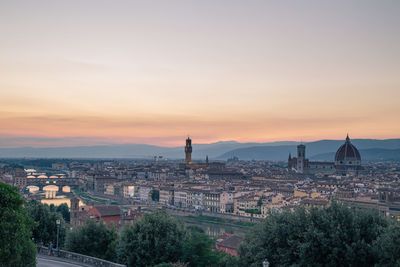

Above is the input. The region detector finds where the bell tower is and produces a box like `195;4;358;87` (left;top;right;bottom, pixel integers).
297;144;306;173
70;197;80;226
185;137;192;165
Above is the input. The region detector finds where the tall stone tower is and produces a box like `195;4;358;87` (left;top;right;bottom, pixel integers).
297;144;306;173
185;137;192;165
70;197;80;226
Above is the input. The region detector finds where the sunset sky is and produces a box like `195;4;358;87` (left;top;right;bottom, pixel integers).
0;1;399;147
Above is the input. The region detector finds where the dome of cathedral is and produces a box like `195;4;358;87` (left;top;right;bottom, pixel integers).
335;135;361;164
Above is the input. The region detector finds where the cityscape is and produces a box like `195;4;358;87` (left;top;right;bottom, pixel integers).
2;135;400;266
1;1;400;267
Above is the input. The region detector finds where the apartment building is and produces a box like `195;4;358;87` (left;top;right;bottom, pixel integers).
159;187;174;205
174;190;188;208
187;189;204;210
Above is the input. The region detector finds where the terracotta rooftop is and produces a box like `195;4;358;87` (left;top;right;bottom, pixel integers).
93;205;121;217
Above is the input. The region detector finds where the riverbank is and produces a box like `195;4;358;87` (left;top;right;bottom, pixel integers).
184;215;256;229
73;190;124;205
178;215;255;237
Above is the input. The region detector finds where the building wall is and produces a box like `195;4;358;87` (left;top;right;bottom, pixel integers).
104;184;114;195
234;197;259;216
159;189;174;205
204;192;221;213
187;191;204;210
13;168;27;189
138;187;152;201
87;209;120;227
174;190;188;208
220;192;234;213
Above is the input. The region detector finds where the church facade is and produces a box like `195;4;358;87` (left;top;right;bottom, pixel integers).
288;135;363;176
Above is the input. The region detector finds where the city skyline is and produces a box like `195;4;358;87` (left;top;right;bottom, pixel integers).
1;1;399;147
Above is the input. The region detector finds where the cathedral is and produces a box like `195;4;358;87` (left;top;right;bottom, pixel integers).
288;135;363;175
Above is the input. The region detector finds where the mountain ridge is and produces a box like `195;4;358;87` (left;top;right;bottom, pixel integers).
217;139;400;161
0;139;399;161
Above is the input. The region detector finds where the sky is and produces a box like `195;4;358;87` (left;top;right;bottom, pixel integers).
0;1;399;148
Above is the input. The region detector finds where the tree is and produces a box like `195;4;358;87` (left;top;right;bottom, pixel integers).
0;182;36;266
257;197;263;207
25;200;66;247
152;189;160;202
56;203;70;223
374;221;400;266
65;219;117;261
182;231;223;267
186;225;205;234
153;264;174;267
49;203;56;212
239;202;388;267
154;263;187;267
118;211;188;267
218;252;240;267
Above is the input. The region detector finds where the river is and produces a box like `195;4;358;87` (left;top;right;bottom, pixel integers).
179;217;251;237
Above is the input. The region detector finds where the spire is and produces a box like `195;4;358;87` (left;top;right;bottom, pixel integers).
346;134;350;143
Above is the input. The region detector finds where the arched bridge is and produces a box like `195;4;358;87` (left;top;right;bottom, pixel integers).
27;177;79;191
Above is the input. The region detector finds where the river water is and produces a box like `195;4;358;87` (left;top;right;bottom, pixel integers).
180;218;250;237
32;188;251;237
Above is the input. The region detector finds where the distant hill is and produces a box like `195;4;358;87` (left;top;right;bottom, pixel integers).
190;141;299;159
0;139;399;161
311;148;400;162
0;144;173;159
217;139;400;161
0;140;299;159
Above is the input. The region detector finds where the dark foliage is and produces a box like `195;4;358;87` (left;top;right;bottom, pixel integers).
25;200;67;247
373;221;400;266
0;182;36;266
65;219;118;261
56;203;70;223
118;211;187;267
118;210;235;267
239;202;389;267
182;231;223;266
152;189;160;202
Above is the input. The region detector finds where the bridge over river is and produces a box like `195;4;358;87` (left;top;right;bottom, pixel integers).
27;177;79;191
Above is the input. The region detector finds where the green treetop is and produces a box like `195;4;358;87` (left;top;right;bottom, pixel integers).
0;182;36;266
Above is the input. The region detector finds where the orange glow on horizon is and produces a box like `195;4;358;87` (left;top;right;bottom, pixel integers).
0;1;399;147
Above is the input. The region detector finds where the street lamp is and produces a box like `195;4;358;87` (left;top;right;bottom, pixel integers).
56;219;60;257
263;259;270;267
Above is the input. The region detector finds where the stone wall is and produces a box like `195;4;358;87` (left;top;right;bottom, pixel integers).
38;247;126;267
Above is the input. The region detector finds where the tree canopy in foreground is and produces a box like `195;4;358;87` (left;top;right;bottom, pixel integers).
117;210;230;267
65;219;118;261
0;182;36;267
118;211;188;267
25;199;66;247
238;201;400;267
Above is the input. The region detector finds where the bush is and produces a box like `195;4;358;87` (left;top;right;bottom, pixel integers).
118;211;187;267
0;182;36;266
239;202;389;267
25;200;67;247
65;219;117;261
